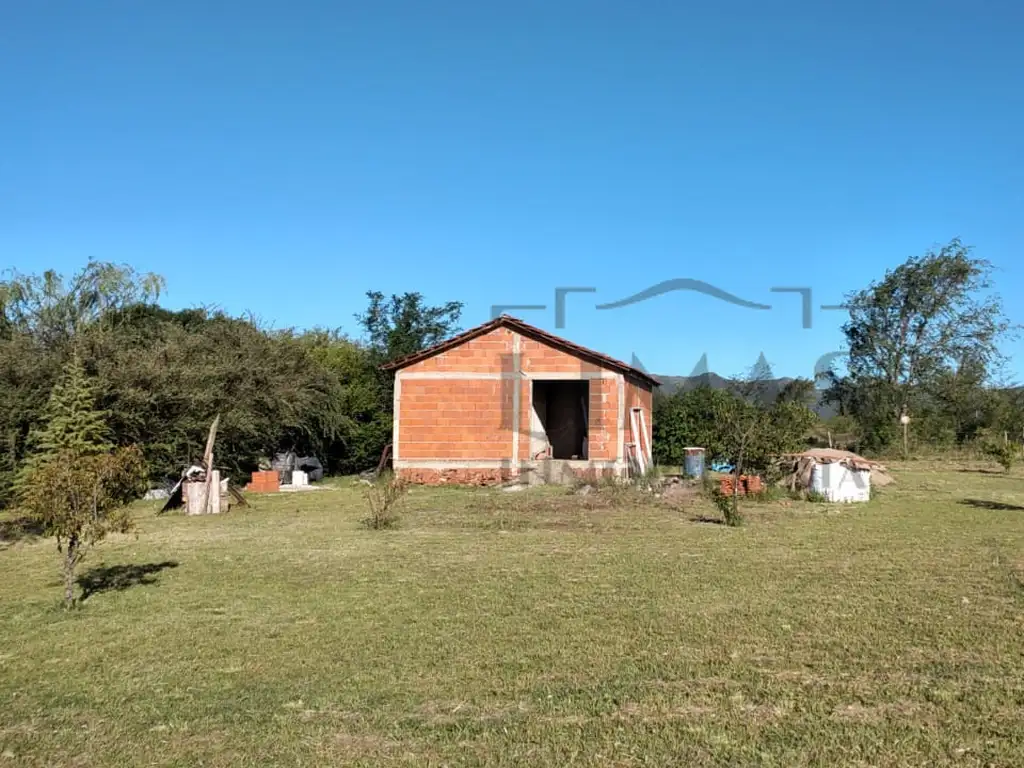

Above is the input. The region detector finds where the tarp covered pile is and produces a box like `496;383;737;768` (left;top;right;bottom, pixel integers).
781;449;894;491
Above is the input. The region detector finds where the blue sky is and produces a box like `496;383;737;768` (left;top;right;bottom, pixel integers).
3;1;1022;381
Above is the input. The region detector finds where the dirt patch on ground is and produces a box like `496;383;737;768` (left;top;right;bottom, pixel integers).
660;479;701;505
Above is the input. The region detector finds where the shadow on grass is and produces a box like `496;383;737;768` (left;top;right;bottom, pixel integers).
0;516;45;545
689;516;726;525
957;469;1008;475
960;498;1024;511
77;561;179;602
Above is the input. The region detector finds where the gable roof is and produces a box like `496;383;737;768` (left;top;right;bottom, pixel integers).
380;315;660;387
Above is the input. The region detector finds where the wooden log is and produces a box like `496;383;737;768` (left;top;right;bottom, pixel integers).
185;481;205;515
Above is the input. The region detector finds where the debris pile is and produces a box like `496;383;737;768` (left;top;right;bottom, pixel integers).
160;464;247;514
159;416;247;515
659;475;701;503
272;452;324;484
781;449;893;492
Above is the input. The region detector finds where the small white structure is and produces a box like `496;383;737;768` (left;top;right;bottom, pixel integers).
291;470;309;487
783;449;891;503
810;461;871;503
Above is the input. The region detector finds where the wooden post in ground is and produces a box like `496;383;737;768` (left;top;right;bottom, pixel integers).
190;414;221;515
185;481;204;515
900;411;910;459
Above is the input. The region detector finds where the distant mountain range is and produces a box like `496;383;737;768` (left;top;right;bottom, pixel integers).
654;373;838;419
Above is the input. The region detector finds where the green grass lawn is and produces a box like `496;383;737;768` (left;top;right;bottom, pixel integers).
2;463;1023;767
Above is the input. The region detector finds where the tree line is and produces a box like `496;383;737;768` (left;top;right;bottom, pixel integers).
0;262;462;506
653;238;1020;469
4;238;1019;509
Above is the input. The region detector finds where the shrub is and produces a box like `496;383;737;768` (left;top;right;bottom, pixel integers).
981;441;1018;473
710;488;743;527
750;485;786;503
629;465;662;493
18;446;148;607
361;472;407;529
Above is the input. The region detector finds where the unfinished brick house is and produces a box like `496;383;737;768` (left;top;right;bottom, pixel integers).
381;316;658;485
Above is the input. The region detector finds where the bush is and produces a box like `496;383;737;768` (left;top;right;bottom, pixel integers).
710;488;743;527
653;387;738;466
629;465;662;493
981;441;1019;473
653;387;816;474
361;472;407;529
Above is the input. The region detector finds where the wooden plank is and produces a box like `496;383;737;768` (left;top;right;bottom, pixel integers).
201;415;220;514
629;409;646;475
637;408;651;464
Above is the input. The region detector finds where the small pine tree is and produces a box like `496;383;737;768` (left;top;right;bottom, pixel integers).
16;354;111;488
16;353;146;608
33;354;111;455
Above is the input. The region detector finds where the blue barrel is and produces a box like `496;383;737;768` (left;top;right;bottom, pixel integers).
683;447;706;478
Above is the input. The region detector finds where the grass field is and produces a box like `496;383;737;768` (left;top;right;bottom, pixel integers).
2;462;1023;767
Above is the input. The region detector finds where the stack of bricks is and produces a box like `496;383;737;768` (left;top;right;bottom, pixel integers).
719;474;764;496
245;470;280;493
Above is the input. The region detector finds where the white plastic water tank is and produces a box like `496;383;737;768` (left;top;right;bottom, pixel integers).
810;462;870;503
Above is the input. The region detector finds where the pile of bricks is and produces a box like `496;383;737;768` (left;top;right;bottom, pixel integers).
719;474;764;496
245;470;280;493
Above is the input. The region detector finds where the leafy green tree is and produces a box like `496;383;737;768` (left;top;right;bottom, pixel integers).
84;307;346;483
653;386;737;466
776;377;817;407
830;239;1013;451
20;447;148;608
0;263;162;502
988;388;1024;442
655;357;817;525
0;331;57;504
715;362;782;525
980;439;1018;473
756;401;818;465
301;329;392;473
0;261;164;343
654;368;816;490
357;291;464;364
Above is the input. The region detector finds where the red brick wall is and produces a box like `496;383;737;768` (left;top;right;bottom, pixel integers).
397;378;513;460
586;377;618;460
519;337;606;375
402;327;515;374
517;378;532;461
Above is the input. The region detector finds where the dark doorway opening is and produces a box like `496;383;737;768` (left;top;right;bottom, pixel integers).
532;380;589;459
